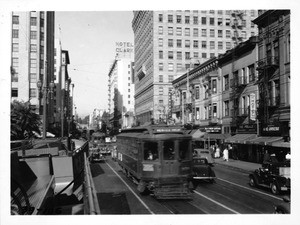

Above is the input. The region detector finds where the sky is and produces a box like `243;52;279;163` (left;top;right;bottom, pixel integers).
55;11;134;118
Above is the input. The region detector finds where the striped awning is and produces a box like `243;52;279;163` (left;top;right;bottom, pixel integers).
245;136;283;145
271;140;290;148
225;134;257;144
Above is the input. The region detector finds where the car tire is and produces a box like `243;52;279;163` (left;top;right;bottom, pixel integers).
249;176;257;187
270;182;279;195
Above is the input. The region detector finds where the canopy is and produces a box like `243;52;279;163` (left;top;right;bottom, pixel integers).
225;133;257;144
245;136;283;145
203;133;230;140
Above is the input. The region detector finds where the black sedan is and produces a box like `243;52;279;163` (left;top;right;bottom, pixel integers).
190;157;216;184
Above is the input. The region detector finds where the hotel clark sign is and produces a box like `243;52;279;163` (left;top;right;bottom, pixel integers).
115;42;134;54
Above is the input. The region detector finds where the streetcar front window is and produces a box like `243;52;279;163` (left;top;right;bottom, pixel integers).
163;141;175;160
144;141;159;160
179;140;190;160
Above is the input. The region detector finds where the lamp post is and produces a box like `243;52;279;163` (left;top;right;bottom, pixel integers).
37;79;54;139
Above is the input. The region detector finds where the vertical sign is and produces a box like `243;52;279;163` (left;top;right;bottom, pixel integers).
250;93;256;121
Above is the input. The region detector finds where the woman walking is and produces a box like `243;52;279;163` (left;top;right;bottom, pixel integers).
223;146;229;162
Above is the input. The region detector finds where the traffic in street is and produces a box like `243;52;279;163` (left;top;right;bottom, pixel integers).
90;154;289;214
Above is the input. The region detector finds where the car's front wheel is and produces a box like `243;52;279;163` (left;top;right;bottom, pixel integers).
249;176;257;187
270;182;279;195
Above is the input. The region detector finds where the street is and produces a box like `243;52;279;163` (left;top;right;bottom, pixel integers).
90;156;287;214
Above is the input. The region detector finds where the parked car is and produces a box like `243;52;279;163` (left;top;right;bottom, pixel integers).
249;160;290;195
189;157;216;185
194;148;214;165
90;152;105;163
274;195;290;214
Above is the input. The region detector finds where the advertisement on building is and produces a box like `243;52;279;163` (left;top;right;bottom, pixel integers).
115;42;133;58
249;93;256;121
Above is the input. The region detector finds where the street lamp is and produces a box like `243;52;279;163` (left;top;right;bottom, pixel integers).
37;79;55;139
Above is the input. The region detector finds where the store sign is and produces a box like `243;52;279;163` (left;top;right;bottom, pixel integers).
237;124;257;133
262;125;281;136
249;93;256;121
204;126;221;133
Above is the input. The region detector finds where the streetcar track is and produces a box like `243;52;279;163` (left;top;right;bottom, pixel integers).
105;161;155;214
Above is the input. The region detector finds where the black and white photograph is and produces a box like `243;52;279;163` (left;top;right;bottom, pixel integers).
1;0;299;225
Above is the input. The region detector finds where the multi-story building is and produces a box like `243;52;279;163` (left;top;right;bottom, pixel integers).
251;10;290;159
11;11;55;134
107;56;135;131
132;10;258;124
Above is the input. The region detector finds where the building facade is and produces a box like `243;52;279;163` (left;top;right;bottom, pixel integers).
132;10;258;125
107;56;135;131
11;11;56;134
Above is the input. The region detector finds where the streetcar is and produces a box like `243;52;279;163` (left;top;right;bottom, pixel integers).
116;124;193;199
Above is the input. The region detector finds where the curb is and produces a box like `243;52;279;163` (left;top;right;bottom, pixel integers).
214;161;254;174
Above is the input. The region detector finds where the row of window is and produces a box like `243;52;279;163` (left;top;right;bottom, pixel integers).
11;88;37;98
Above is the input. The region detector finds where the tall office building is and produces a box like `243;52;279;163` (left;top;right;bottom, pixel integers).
132;10;258;124
11;11;55;131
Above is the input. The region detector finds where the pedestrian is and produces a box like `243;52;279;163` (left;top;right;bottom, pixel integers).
215;146;220;158
223;146;229;162
263;149;271;164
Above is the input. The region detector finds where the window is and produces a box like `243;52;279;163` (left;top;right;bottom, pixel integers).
168;63;174;71
185;16;190;24
176;39;182;47
251;21;255;28
163;141;175;160
224;74;229;91
176;15;181;23
176;27;182;36
193;28;199;37
185;28;190;36
242;19;246;27
217;10;223;15
159;38;163;47
158;26;163;34
168;39;173;47
12;57;18;68
176;63;182;71
179;140;190;160
12;29;19;38
202;52;207;58
193;52;199;58
30;44;37;52
226;42;231;50
12;15;19;24
168;27;173;35
159;50;163;59
12;88;18;97
159;63;163;71
210;29;215;37
30;58;37;68
185;52;190;59
168;75;174;82
213;103;217;118
30;88;37;98
195;86;200;99
159;100;164;105
218;41;223;50
177;51;182;59
30;73;37;82
196;107;200;120
212;79;217;93
168;14;173;23
30;17;37;26
193;16;198;24
210;41;215;49
159;14;163;22
218;18;223;26
159;75;163;82
224;31;230;39
224;100;229;116
201;29;207;37
209;18;215;25
201;17;206;25
30;31;37;39
209;10;215;14
250;10;255;17
202;41;207;49
210;53;215;58
248;64;256;82
251;32;255;37
225;18;230;26
168;51;173;59
185;40;190;48
193;40;199;48
12;43;19;52
144;141;159;161
159;86;164;95
218;30;223;37
241;31;247;39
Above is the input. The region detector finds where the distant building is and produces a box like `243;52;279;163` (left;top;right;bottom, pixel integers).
132;10;258;124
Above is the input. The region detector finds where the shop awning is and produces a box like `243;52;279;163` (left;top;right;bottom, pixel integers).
225;133;257;144
271;140;290;148
203;133;230;140
192;129;206;139
245;136;283;145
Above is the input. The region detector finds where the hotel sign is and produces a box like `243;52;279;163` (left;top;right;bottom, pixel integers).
249;93;256;121
115;42;134;54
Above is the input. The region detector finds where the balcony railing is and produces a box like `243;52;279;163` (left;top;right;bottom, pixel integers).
230;77;247;88
267;96;280;107
257;56;279;69
231;107;249;117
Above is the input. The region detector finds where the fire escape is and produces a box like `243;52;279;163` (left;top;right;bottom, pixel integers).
230;11;247;130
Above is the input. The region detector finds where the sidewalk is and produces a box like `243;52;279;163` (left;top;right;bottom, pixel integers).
214;157;261;173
